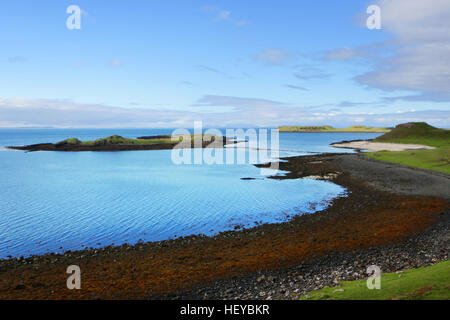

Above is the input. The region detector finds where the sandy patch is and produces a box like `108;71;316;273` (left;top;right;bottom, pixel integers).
332;141;435;152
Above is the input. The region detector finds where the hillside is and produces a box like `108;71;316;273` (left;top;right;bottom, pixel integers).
374;122;450;147
367;122;450;174
279;125;390;133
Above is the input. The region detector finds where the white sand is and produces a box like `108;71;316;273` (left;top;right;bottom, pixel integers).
332;141;435;152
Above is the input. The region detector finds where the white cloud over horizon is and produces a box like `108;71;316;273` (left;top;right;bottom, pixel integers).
0;96;448;129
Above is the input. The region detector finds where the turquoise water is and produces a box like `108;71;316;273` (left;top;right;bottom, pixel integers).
0;129;382;258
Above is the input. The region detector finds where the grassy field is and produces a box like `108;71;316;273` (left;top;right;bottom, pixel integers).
365;122;450;174
279;125;390;133
367;149;450;174
300;261;450;300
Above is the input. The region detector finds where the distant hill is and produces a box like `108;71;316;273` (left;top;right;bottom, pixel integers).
278;125;390;133
374;122;450;147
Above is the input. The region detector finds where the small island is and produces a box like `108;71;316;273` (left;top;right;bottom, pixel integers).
8;134;233;152
279;125;391;133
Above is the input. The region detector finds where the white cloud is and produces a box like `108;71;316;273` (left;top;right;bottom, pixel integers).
323;1;450;101
201;6;246;26
284;84;308;91
379;0;450;43
356;0;450;101
253;49;290;66
0;96;448;128
324;47;358;61
216;10;231;21
294;67;330;80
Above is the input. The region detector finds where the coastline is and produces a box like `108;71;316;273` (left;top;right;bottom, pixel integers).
0;152;448;299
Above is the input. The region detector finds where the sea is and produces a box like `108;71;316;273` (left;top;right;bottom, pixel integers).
0;128;383;258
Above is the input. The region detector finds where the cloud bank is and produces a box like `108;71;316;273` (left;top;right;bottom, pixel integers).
339;0;450;102
1;96;448;128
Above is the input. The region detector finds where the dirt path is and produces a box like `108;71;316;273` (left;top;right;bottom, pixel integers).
330;153;450;200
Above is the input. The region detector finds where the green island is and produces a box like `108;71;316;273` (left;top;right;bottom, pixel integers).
8;134;225;152
279;125;390;133
366;122;450;174
58;134;194;146
301;260;450;300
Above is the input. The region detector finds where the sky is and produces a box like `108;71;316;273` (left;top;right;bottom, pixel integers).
0;0;449;128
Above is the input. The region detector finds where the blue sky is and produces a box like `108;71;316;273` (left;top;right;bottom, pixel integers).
0;0;449;128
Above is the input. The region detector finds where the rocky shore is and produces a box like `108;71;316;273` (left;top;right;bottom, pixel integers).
0;153;448;299
156;153;450;300
163;212;449;300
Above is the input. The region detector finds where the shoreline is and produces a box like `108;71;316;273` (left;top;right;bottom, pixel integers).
331;140;435;152
0;153;448;299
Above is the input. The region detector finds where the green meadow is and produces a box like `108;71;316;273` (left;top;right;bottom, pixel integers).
301;261;450;300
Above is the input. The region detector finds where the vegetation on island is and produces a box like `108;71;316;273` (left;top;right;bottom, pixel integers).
279;125;390;133
9;134;222;152
366;122;450;174
56;135;174;146
301;260;450;300
56;134;217;146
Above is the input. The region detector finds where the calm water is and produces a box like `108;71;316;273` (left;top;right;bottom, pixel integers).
0;129;382;258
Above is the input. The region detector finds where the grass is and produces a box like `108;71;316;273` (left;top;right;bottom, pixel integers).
300;261;450;300
366;122;450;174
57;134;216;146
367;149;450;174
57;138;82;145
279;125;390;133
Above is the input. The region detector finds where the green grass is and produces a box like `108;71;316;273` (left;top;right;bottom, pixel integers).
366;149;450;174
57;134;216;146
279;125;390;133
366;122;450;174
56;138;82;145
300;261;450;300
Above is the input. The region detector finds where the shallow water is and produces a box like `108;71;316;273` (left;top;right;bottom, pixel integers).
0;129;382;258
